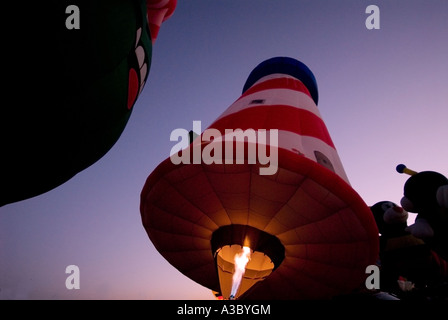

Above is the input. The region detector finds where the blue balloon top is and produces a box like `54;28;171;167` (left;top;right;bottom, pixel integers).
242;57;319;105
396;164;406;174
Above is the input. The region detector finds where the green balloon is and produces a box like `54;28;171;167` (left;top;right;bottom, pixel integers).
2;0;153;206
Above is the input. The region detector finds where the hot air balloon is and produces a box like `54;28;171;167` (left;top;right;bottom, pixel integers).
140;57;379;299
1;0;177;207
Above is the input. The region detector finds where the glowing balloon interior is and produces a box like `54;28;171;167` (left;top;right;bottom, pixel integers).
140;57;379;299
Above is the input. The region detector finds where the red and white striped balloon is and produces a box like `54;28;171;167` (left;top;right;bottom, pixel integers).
205;57;350;183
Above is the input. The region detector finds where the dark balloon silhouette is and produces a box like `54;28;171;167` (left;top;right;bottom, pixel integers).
370;201;448;299
1;0;176;207
397;164;448;261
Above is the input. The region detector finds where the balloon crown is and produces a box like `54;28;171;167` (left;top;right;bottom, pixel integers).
396;164;418;176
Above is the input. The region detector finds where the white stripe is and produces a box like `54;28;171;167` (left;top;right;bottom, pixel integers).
274;131;350;184
192;129;350;184
251;73;300;86
215;87;322;123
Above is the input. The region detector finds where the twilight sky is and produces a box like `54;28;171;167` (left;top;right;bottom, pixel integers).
1;0;447;300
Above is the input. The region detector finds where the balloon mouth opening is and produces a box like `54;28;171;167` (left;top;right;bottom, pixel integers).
211;225;285;300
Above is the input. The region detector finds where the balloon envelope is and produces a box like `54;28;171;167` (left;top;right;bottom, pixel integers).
140;57;379;299
1;0;176;207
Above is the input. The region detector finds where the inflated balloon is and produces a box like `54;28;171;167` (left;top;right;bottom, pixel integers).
140;57;379;299
1;0;176;207
370;201;448;298
397;164;448;261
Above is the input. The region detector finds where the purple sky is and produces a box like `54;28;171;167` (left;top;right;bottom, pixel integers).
1;0;447;299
